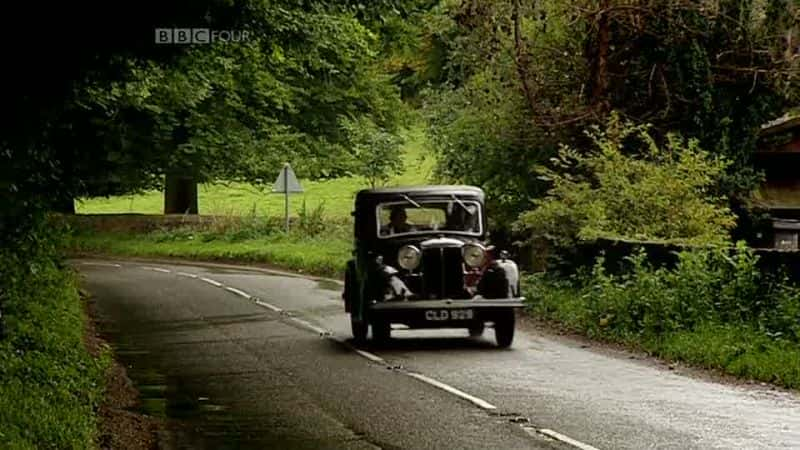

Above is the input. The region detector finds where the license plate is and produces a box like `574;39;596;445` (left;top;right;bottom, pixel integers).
424;309;474;321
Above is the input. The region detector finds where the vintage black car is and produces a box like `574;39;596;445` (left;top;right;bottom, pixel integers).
342;185;525;347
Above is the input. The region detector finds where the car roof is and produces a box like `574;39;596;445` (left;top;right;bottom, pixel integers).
356;184;485;198
352;185;487;239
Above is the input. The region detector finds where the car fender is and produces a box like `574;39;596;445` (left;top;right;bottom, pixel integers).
478;257;520;298
494;258;520;297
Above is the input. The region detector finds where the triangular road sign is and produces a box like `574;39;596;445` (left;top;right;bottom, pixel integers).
272;163;303;193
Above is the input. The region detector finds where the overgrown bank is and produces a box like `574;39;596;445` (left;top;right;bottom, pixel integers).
71;230;350;279
524;244;800;389
0;236;109;448
66;214;352;279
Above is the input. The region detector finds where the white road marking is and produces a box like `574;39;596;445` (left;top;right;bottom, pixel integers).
534;428;601;450
327;337;386;364
289;317;331;336
224;286;252;299
81;262;122;268
405;372;497;410
254;299;283;313
176;272;198;279
140;266;171;273
199;277;223;287
354;349;385;363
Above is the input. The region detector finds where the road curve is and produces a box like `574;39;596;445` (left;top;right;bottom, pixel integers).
74;258;800;450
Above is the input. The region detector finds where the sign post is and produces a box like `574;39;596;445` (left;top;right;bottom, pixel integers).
272;162;303;232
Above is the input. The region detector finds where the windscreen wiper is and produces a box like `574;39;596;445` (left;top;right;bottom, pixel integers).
402;194;421;208
451;194;470;213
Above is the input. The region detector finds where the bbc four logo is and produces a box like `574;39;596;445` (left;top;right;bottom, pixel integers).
155;28;249;44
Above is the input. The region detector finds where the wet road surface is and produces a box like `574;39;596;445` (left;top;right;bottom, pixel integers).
75;259;800;450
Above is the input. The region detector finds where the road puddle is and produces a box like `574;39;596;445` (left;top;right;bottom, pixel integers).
97;329;268;449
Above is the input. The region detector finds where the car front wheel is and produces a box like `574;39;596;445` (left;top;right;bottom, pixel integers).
494;309;515;348
351;313;368;344
468;323;485;337
372;320;391;343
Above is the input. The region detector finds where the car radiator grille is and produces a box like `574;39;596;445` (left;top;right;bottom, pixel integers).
420;247;466;299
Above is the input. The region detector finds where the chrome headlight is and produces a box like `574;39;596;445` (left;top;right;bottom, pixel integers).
462;243;486;268
397;245;421;270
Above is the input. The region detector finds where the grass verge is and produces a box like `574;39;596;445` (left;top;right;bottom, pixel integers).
0;255;110;449
524;266;800;390
67;228;351;279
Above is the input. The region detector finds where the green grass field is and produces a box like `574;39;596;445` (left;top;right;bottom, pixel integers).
76;127;437;218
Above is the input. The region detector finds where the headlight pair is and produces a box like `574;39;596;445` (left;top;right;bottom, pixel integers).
397;243;487;270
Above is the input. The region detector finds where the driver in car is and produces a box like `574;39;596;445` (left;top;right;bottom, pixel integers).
383;206;413;234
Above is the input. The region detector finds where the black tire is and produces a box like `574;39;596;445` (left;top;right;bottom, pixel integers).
494;309;515;348
351;313;368;344
372;320;391;343
468;323;485;337
343;262;354;313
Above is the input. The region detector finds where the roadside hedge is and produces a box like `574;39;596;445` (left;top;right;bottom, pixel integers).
0;227;108;449
525;242;800;389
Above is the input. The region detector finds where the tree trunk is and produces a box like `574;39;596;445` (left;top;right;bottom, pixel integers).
164;174;198;214
512;0;537;114
53;196;75;214
591;0;611;111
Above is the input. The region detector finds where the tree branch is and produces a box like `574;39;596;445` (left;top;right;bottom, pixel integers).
512;0;537;114
591;0;611;109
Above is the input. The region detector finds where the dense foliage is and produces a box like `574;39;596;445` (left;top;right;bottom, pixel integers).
2;0;410;225
515;113;737;246
83;5;407;188
418;0;800;231
525;243;800;387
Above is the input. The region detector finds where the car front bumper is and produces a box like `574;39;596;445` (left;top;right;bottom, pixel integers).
367;297;525;327
369;298;525;310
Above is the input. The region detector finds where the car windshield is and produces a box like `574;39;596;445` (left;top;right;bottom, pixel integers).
377;199;481;237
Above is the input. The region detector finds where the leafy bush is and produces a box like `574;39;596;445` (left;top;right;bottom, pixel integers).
524;243;800;387
577;243;800;339
515;113;737;247
0;220;108;448
146;214;286;243
296;199;329;237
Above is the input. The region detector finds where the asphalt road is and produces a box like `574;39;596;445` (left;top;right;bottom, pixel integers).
75;258;800;450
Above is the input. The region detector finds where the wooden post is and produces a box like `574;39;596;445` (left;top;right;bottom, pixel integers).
284;164;289;232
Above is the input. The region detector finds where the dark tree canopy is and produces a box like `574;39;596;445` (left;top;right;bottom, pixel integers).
1;0;410;229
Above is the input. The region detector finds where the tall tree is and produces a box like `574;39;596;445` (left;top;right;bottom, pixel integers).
1;0;409;218
418;0;800;230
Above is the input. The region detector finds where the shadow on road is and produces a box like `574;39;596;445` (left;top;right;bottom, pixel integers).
352;335;502;353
